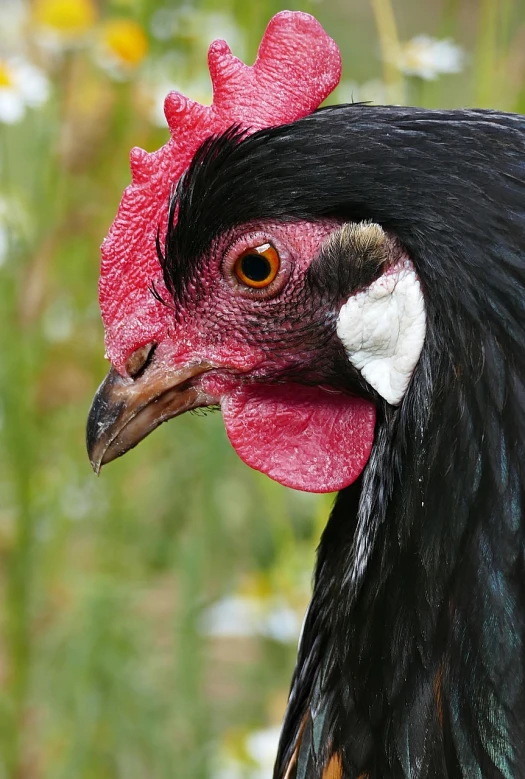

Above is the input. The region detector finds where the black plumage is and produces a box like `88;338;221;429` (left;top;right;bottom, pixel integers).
160;106;525;778
84;103;525;778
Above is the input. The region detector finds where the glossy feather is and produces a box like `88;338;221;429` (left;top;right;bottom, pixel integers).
162;105;525;778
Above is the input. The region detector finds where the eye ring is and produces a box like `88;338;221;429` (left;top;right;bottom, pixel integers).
233;243;280;289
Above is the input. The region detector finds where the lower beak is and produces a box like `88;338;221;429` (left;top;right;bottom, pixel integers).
86;361;212;473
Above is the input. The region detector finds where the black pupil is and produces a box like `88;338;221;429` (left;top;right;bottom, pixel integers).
240;254;272;282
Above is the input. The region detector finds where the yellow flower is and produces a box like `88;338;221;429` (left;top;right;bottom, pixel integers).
33;0;97;38
0;61;12;88
101;19;148;70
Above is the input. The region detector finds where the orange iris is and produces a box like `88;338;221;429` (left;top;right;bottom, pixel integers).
234;243;280;289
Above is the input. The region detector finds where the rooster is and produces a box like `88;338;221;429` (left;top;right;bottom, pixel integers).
87;12;525;779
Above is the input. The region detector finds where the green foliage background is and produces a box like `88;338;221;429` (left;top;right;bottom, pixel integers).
1;0;525;776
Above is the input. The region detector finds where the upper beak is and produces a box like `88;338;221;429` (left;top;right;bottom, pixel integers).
86;360;212;473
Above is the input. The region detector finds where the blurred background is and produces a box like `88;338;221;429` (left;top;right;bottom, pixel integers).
1;0;524;776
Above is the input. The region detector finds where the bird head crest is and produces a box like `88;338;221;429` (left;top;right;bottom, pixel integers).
99;11;342;373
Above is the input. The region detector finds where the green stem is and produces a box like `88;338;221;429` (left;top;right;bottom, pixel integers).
475;0;498;107
369;0;404;103
1;317;37;778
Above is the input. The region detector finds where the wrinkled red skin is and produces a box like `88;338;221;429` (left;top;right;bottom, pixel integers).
145;220;377;492
98;11;376;492
154;221;340;373
100;11;341;374
222;385;375;493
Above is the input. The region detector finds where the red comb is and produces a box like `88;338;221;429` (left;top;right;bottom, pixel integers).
99;11;341;373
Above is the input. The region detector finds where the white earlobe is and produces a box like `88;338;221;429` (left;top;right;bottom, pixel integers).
336;260;426;405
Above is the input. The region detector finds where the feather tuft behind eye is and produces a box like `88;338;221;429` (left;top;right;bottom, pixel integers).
234;243;280;288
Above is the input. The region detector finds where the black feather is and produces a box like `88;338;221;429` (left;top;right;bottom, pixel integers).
162;105;525;778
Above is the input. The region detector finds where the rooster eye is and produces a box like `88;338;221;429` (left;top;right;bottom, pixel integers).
234;243;280;288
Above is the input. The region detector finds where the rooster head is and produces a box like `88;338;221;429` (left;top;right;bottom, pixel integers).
87;12;425;493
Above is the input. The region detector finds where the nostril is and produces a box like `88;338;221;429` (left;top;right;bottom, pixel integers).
125;342;156;378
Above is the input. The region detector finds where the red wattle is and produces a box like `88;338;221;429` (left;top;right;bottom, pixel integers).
220;384;376;493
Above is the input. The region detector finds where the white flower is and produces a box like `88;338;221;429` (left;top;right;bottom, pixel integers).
397;35;465;81
213;726;281;779
199;594;301;644
0;57;50;124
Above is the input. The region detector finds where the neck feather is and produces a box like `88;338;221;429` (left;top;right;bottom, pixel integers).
277;317;525;778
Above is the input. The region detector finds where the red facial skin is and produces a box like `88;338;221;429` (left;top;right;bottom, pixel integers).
152;221;339;373
99;12;342;375
97;13;376;491
137;220;376;493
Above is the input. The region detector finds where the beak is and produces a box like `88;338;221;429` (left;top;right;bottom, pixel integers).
86;361;212;473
